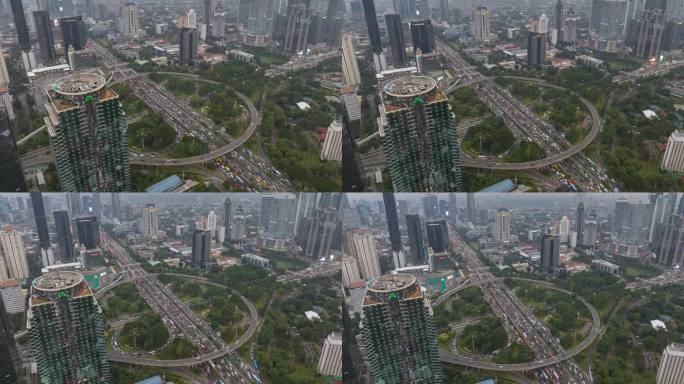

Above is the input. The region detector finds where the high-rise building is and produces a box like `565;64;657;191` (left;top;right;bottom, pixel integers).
447;193;458;223
661;130;684;171
28;271;111;383
385;14;407;64
230;205;246;240
361;0;382;53
426;220;448;253
564;7;578;43
471;6;490;41
303;207;339;259
559;215;571;243
341;33;361;86
0;43;10;87
44;73;132;192
353;232;380;279
495;209;512;242
142;204;159;239
406;214;426;264
223;198;232;241
0;226;29;281
540;234;560;272
555;0;564;42
187;9;197;28
192;230;211;265
576;202;585;246
655;207;684;267
283;1;311;54
422;195;439;220
321;120;343;161
440;0;449;23
0;287;18;382
204;0;213;39
466;193;476;224
111;193;121;219
378;76;463;192
361;274;443;383
207;210;218;234
119;4;140;37
383;193;402;252
54;210;74;262
590;0;628;52
317;332;342;377
342;257;361;287
410;19;434;54
180;27;199;65
528;32;547;69
76;216;99;249
31;192;51;256
635;0;667;59
34;10;57;62
0;109;26;192
657;343;684;384
59;16;87;55
9;0;31;51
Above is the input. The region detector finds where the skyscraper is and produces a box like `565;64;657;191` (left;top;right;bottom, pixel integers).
303;207;339;259
495;209;511;243
410;19;435;53
111;193;121;219
590;0;628;52
447;193;458;223
119;3;140;37
466;193;476;224
528;32;547;69
555;0;564;43
361;0;382;53
192;230;211;265
0;226;29;280
0;288;18;383
440;0;449;23
179;27;199;65
657;343;684;384
223;198;232;241
0;109;26;192
204;0;213;39
361;274;443;383
576;202;585;246
142;204;159;239
230;205;246;240
341;33;361;86
31;192;51;255
321;120;343;161
379;76;463;192
283;1;311;54
422;195;439;220
383;193;402;252
661;130;684;171
54;210;74;262
353;232;380;279
471;6;490;41
45;73;132;192
59;16;87;55
34;10;57;62
28;271;111;383
317;332;342;377
635;0;667;59
9;0;31;51
385;14;407;64
540;234;560;272
76;216;99;249
406;214;426;264
564;7;578;43
426;220;448;253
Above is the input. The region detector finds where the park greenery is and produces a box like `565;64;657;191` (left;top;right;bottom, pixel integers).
103;283;149;319
449;87;491;122
110;363;191;384
128;113;176;152
457;317;508;355
167;136;209;158
254;275;341;384
208;265;278;313
154;337;198;360
493;343;536;364
504;141;544;163
260;249;308;272
112;83;147;115
433;286;493;333
118;313;170;352
157;274;246;343
462;116;514;156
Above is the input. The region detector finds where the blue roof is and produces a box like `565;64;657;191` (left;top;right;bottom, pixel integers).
476;380;496;384
135;376;164;384
479;179;515;193
145;175;183;193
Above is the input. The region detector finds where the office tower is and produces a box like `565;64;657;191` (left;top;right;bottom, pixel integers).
9;0;30;50
230;205;246;240
540;234;560;272
76;216;99;249
59;16;87;55
0;279;25;314
527;32;547;69
383;193;402;252
179;27;199;65
471;6;490;41
0;226;29;280
361;274;443;384
54;210;74;262
119;3;140;37
303;207;339;259
187;9;197;28
635;1;667;59
410;19;434;53
656;211;684;267
447;193;458;223
31;192;51;255
555;0;564;42
425;220;448;253
657;343;684;384
283;1;311;54
379;76;463;192
317;332;342;377
321;120;343;161
385;14;407;64
34;10;56;62
353;232;380;279
564;7;578;43
559;215;571;243
422;195;439;220
142;204;159;239
576;203;585;246
466;193;476;224
614;200;654;244
207;211;218;235
28;271;111;383
342;257;361;287
0;109;26;192
111;193;121;219
204;0;213;39
406;214;426;264
192;230;211;265
341;33;361;86
85;0;96;18
651;193;678;243
590;0;628;51
0;43;9;86
440;0;449;23
495;209;511;243
661;130;684;171
67;193;81;216
45;73;132;192
223;198;232;241
361;0;382;52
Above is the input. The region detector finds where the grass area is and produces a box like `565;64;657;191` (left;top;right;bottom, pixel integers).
118;313;170;352
128;112;176;152
449;87;491;121
260;249;309;272
554;271;624;322
154;337;197;360
457;316;507;355
157;274;247;343
462;116;514;156
110;363;191;384
442;365;534;384
462;168;542;192
624;265;661;280
433;286;493;333
504;141;545;163
492;343;536;364
166;136;209;158
112;83;147;115
103;283;149;320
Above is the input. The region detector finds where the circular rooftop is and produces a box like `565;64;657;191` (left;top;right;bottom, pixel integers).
383;76;436;98
52;72;106;96
367;273;417;293
33;271;84;292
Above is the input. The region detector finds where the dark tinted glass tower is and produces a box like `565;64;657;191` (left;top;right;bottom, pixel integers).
54;210;74;262
76;216;100;249
34;10;57;62
180;27;199;64
223;197;232;239
527;32;547;69
31;192;51;250
9;0;30;50
410;19;434;53
406;214;426;264
425;219;448;253
361;0;382;52
0;110;27;192
383;193;402;252
385;14;407;64
192;230;211;264
576;202;585;246
59;16;87;55
540;234;560;272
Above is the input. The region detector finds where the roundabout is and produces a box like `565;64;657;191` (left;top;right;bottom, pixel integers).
434;277;601;372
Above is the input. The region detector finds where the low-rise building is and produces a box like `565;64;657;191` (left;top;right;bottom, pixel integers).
241;253;270;268
592;259;619;274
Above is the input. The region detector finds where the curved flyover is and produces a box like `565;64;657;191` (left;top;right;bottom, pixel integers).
456;77;601;170
103;274;259;367
126;72;260;167
435;277;601;372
